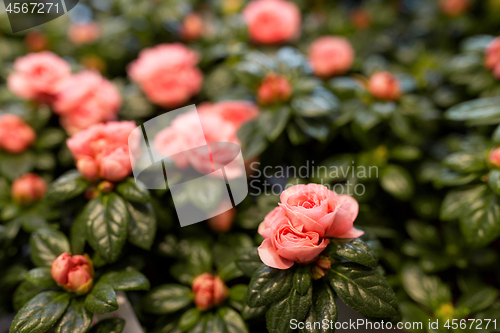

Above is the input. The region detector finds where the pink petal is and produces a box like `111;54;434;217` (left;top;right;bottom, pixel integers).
280;203;326;236
276;238;329;263
335;227;364;239
338;194;359;220
324;207;354;237
258;238;294;270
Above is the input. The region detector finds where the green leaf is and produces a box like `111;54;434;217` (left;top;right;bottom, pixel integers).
85;193;129;263
294;117;330;142
54;298;92;333
116;178;150;203
328;263;399;319
236;247;262;277
247;264;294;308
440;185;482;221
179;308;201;332
84;283;119;315
329;238;379;267
10;291;70;333
70;213;87;255
300;281;337;333
89;318;126;333
442;152;486;173
488;170;500;195
24;268;57;288
291;88;339;118
241;304;267;321
475;301;500;332
445;97;500;126
238;120;268;160
380;165;414;201
405;221;441;247
20;214;50;233
34;128;65;149
399;302;431;332
228;284;248;311
98;269;150;291
258;106;291;141
456;286;499;314
186;177;224;212
30;229;70;267
45;170;88;203
293;266;312;296
126;201;156;250
266;286;312;333
142;284;192;315
218;307;249;333
13;280;47;311
0;151;35;181
186;241;213;276
401;264;451;310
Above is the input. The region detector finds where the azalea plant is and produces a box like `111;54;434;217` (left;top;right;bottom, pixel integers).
1;0;500;333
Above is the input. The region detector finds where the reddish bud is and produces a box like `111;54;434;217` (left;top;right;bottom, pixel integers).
98;181;114;193
350;9;372;30
25;31;49;52
311;265;326;280
213;276;229;306
192;273;228;311
439;0;470;17
368;72;401;101
257;73;292;105
51;253;94;294
68;22;100;45
208;206;236;233
315;255;332;271
181;13;204;42
489;147;500;168
12;173;47;205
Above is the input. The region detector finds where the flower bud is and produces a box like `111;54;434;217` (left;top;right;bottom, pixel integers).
12;173;47;205
25;31;49;52
98;181;114;194
315;255;332;271
350;9;372;30
181;13;204;42
213;276;229;306
439;0;470;17
51;253;94;294
208;206;236;233
192;273;228;311
489;147;500;168
311;265;326;280
368;72;401;101
257;73;292;105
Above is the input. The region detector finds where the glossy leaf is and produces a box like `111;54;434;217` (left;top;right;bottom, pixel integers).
30;229;70;267
84;283;119;315
247;264;294;308
45;170;88;203
329;238;379;267
142;284;192;315
116;178;150;203
89;318;126;333
98;269;150;291
54;298;92;333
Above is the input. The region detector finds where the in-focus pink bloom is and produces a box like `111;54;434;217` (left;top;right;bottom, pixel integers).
7;51;71;103
181;13;204;41
128;43;203;108
192;273;228;311
242;0;301;45
309;36;355;77
368;71;401;101
439;0;470;17
66;121;136;182
51;253;94;294
12;173;47;205
0;114;36;154
258;184;363;269
257;73;292;105
53;71;122;135
68;22;100;45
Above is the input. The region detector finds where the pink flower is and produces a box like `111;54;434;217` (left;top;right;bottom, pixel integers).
53;71;122;135
485;37;500;72
257;184;363;269
242;0;301;45
181;13;204;41
489;147;500;168
192;273;228;311
7;51;71;103
0;114;36;154
66;121;136;182
198;101;259;128
128;43;203;108
368;71;401;101
51;253;94;294
309;36;355;77
68;22;100;45
439;0;470;17
12;173;47;205
257;73;292;105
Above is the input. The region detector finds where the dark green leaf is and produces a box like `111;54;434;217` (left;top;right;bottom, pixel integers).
300;281;337;333
10;291;70;333
258;107;290;141
98;269;150;291
30;229;70;267
25;267;57;288
236;247;262;277
247;264;294;308
116;178;150;203
218;307;249;333
89;318;126;333
293;266;312;296
380;165;414;201
70;213;87;255
405;221;441;247
178;308;200;332
142;284;192;315
488;170;500;195
186;241;213;276
238;120;267;160
0;151;35;181
401;264;451;310
457;286;499;314
329;238;379;267
445;97;500;126
266;286;312;333
45;170;88;203
54;298;92;333
442;152;486;173
399;302;430;332
13;280;47;311
84;283;118;315
126;201;156;250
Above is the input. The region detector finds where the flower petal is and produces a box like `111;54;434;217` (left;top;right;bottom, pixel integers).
335;227;364;239
258;238;294;270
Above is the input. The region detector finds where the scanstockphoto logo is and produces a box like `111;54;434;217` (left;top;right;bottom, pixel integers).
3;0;79;33
128;105;248;227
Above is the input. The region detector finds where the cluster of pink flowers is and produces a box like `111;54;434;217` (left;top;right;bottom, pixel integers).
0;114;36;154
485;37;500;80
128;43;203;109
368;71;401;101
242;0;301;45
11;173;47;205
52;253;94;294
7;52;121;134
309;36;355;78
258;184;363;269
192;273;228;311
66;121;136;182
154;101;258;176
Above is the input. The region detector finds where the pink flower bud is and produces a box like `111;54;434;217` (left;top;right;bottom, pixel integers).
51;253;94;294
257;73;292;105
485;37;500;70
439;0;470;17
11;173;47;205
181;13;204;41
368;72;401;101
213;276;229;306
0;114;36;154
309;36;355;77
489;147;500;168
192;273;228;311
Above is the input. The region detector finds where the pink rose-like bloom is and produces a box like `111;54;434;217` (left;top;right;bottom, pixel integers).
257;73;292;105
439;0;470;17
485;37;500;79
66;121;136;182
488;147;500;168
181;13;204;41
53;71;122;135
192;273;228;311
7;51;71;103
242;0;301;45
0;114;36;154
198;101;259;128
309;36;355;77
368;71;401;101
128;43;203;108
51;253;94;294
68;22;100;45
258;184;363;269
12;173;47;205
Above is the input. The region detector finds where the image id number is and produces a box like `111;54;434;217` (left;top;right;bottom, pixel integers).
6;2;59;14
